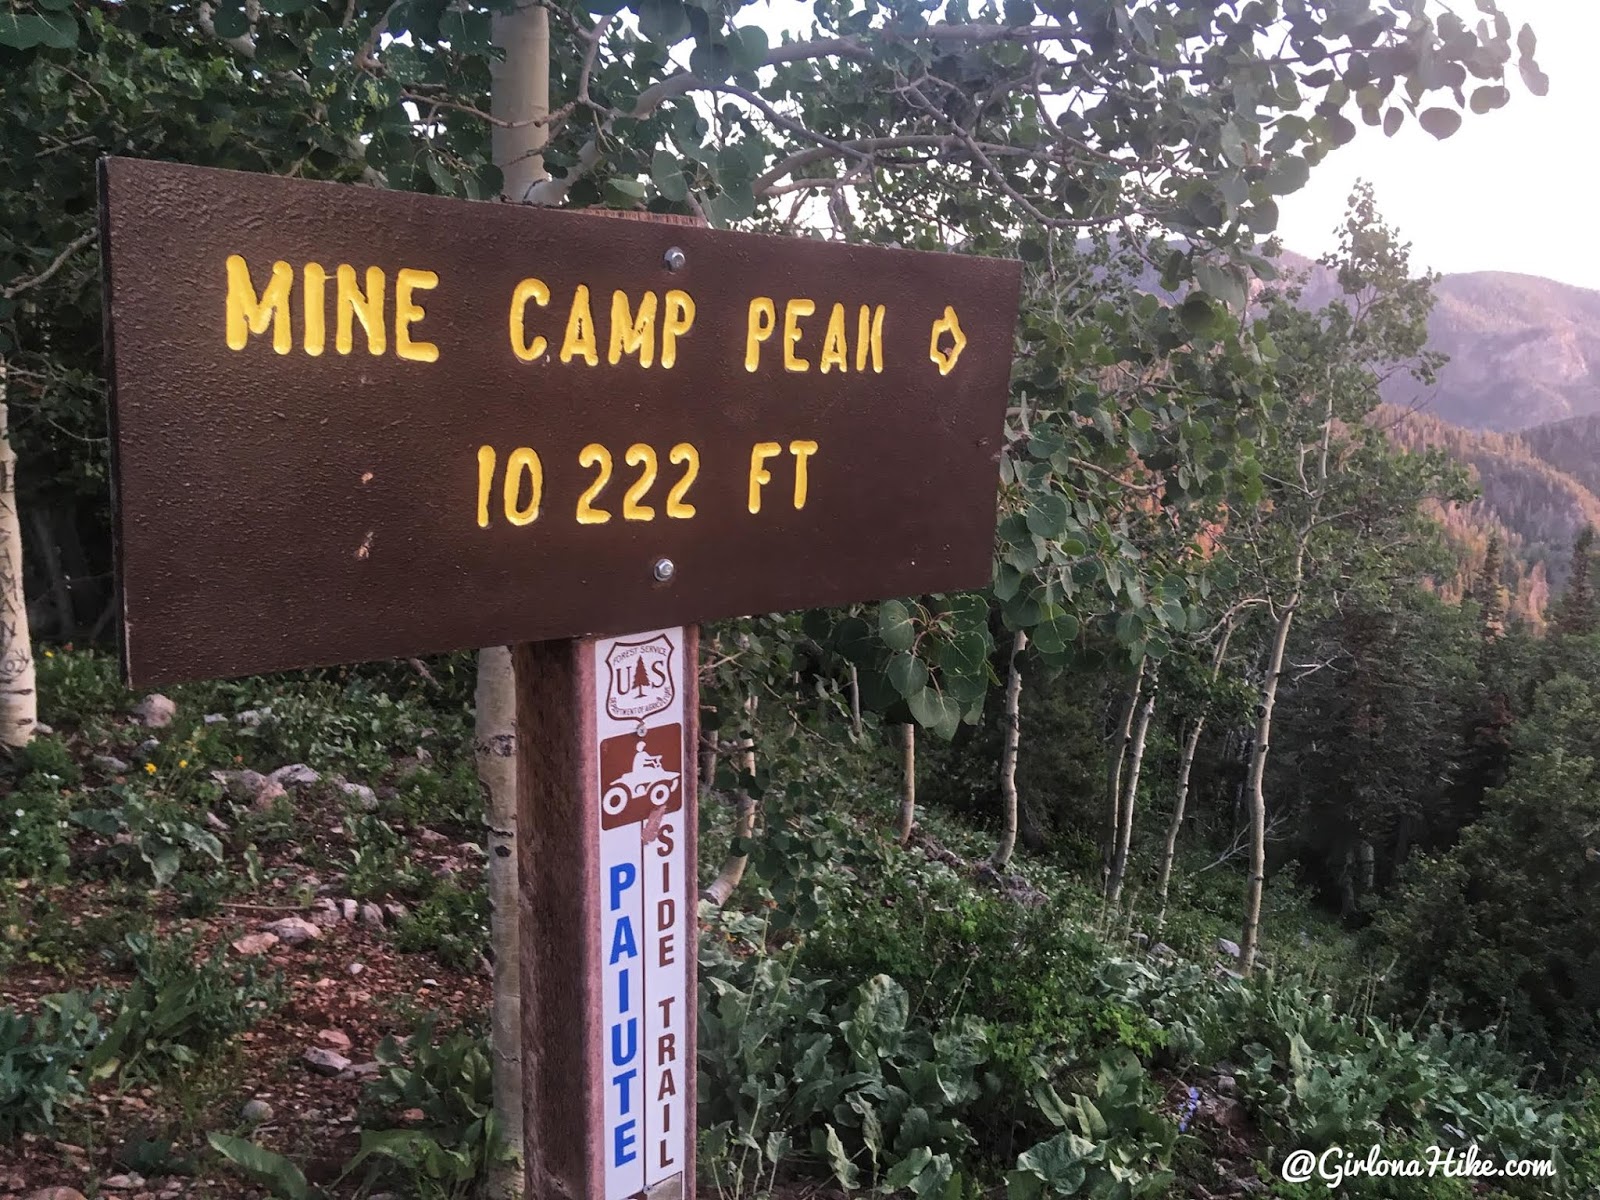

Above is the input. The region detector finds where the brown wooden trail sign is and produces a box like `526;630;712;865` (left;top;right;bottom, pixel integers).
99;157;1021;688
98;156;1021;1200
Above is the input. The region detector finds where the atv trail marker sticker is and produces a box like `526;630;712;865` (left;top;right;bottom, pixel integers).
597;629;691;1200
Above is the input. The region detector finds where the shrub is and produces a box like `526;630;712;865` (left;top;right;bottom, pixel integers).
0;989;106;1137
395;884;489;972
0;777;71;882
347;1015;509;1199
90;931;281;1080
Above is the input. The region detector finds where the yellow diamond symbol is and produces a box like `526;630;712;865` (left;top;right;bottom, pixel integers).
929;306;967;376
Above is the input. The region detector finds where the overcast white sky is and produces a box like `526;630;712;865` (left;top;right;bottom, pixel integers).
1275;0;1594;289
750;0;1590;289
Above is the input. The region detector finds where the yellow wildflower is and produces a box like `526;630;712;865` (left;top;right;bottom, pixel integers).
178;759;188;769
144;762;157;775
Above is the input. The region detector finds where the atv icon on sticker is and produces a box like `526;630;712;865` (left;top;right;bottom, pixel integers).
604;633;676;721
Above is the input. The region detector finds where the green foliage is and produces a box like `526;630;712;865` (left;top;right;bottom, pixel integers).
698;952;989;1199
0;774;71;881
70;789;223;887
1379;640;1600;1068
1006;1050;1176;1200
90;931;281;1080
207;1134;311;1200
801;853;1162;1079
350;1016;509;1198
345;813;436;900
0;888;152;975
0;989;105;1137
395;883;489;971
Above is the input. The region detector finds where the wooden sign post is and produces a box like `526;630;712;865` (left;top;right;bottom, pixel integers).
98;157;1021;1199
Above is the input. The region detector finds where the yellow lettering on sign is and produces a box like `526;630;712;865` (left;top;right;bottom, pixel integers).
561;285;599;366
395;268;439;363
225;255;293;354
782;299;815;373
509;278;550;362
666;443;698;518
336;264;386;356
302;263;328;356
855;304;885;373
476;445;496;529
789;440;818;509
576;442;613;523
504;446;543;525
623;443;659;519
744;297;776;372
610;291;659;368
748;441;782;513
818;304;848;374
660;290;695;369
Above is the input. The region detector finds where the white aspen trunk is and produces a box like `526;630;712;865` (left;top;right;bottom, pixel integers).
1101;662;1144;892
475;647;521;1191
1153;718;1203;933
895;723;915;844
1107;662;1158;908
702;695;758;906
848;663;862;738
491;0;550;204
992;629;1026;870
1241;392;1331;974
0;362;38;750
1241;567;1302;974
1154;622;1234;932
483;8;548;1191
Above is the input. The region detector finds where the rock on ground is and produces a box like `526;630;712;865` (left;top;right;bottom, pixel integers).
131;694;176;728
263;917;320;946
317;1028;352;1051
27;1189;89;1200
231;932;280;956
270;763;320;787
337;779;380;811
1215;937;1242;959
303;1047;351;1076
241;1098;274;1123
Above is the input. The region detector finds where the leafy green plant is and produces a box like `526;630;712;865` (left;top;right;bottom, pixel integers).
208;1133;311;1200
71;789;223;886
8;732;83;786
0;776;71;881
699;945;991;1199
0;889;153;975
395;883;489;971
1006;1050;1178;1200
89;931;281;1080
0;989;106;1136
350;1015;509;1198
346;814;435;901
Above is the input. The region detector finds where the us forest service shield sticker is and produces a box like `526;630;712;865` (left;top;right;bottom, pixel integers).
605;633;677;721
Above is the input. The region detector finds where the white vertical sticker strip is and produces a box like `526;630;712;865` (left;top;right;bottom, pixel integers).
596;629;688;1200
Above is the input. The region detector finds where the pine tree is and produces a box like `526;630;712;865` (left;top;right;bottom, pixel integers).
1553;526;1596;637
1476;533;1507;642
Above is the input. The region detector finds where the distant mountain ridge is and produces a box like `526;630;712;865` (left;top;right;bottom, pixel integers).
1258;251;1600;432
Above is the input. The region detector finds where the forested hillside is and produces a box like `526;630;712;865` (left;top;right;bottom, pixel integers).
1383;408;1600;628
1521;413;1600;495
